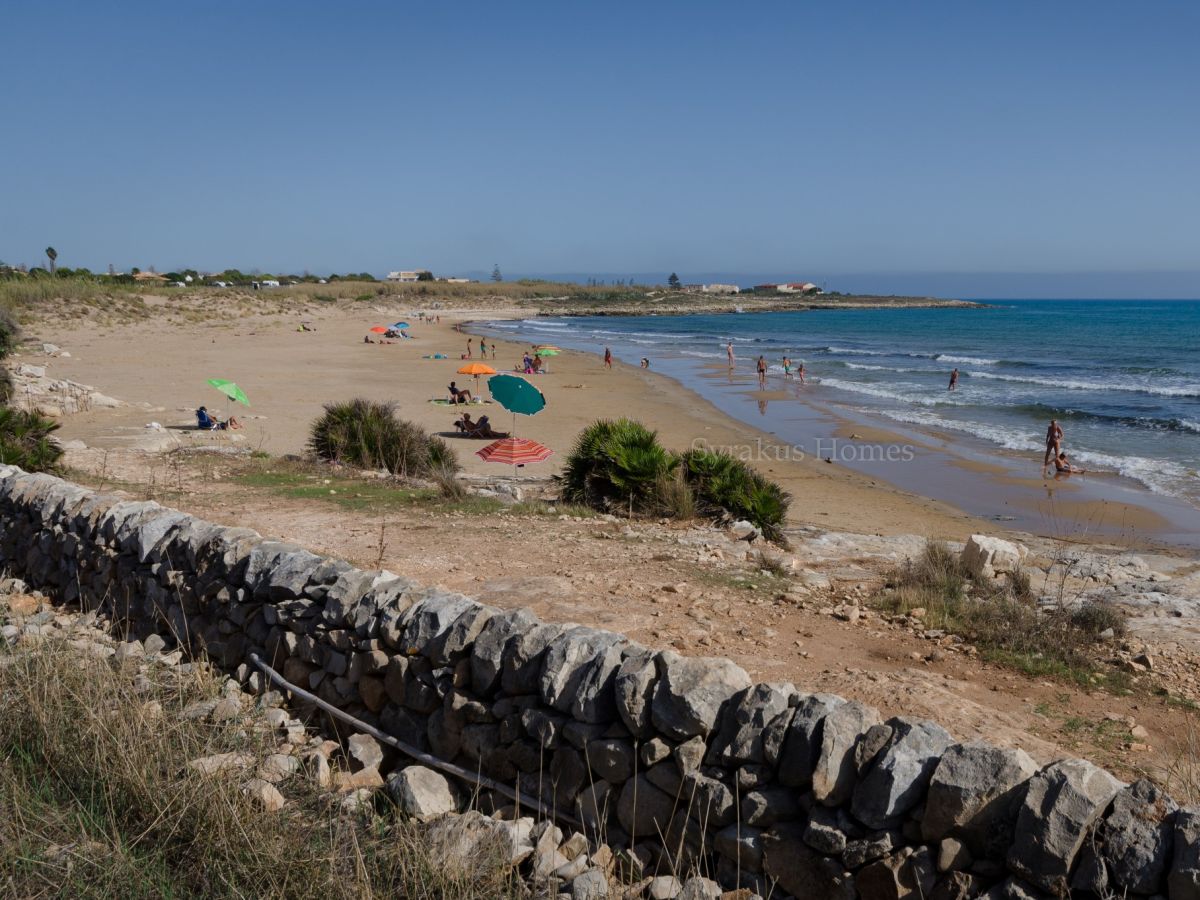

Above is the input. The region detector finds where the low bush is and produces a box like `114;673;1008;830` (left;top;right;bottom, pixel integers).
308;399;460;478
559;421;791;541
680;447;791;541
559;419;677;512
0;407;63;472
874;539;1126;684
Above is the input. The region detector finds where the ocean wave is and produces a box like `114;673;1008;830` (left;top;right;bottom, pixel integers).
1009;403;1200;434
936;354;998;365
1183;420;1200;434
679;350;724;359
815;377;959;408
966;370;1200;398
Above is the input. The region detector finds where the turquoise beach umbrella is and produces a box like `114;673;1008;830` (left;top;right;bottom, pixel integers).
487;374;546;416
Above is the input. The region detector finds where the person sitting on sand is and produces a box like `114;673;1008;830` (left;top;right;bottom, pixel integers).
363;334;373;343
473;415;507;438
454;412;476;433
448;381;473;404
196;406;241;431
531;355;543;373
1043;419;1064;467
1053;451;1085;475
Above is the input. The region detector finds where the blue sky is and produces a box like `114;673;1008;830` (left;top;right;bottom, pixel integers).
2;1;1198;297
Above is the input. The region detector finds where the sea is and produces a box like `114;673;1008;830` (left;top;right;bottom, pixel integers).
481;300;1200;526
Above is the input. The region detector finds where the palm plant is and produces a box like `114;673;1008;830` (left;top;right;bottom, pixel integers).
559;418;677;511
0;407;63;471
45;247;57;274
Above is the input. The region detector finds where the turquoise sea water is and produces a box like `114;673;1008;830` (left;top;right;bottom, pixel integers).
484;300;1200;512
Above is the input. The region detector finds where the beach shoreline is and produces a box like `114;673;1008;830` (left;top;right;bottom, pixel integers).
5;295;1191;554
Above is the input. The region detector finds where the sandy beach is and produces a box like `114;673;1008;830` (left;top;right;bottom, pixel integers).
29;302;991;540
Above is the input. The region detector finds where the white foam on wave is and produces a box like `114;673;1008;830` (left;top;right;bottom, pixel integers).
816;377;959;408
680;350;724;359
1182;420;1200;434
967;370;1200;398
936;354;999;365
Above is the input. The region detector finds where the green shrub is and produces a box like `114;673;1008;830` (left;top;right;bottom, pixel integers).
0;407;64;472
558;418;677;512
0;305;19;359
308;399;459;478
679;447;791;541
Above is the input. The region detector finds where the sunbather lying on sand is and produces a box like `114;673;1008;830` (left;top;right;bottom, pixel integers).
195;406;242;430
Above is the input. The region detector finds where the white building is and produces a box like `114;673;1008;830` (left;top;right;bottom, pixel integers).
776;282;820;294
387;270;421;283
701;283;741;294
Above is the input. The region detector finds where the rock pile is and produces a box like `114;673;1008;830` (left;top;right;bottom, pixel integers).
3;465;1200;899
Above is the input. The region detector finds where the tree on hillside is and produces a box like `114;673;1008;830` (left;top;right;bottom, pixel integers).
668;272;681;289
491;264;503;282
417;270;434;281
45;247;57;274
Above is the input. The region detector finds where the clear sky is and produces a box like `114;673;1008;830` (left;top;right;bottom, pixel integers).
2;1;1198;297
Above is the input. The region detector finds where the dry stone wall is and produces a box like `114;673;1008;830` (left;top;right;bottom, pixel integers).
2;464;1198;900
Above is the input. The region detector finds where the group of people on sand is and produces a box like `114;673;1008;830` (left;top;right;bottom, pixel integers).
751;352;805;388
1044;419;1085;475
464;338;496;360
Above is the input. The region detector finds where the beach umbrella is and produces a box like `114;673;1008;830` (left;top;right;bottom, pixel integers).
369;326;389;334
206;378;249;406
475;437;553;468
534;347;560;372
391;322;409;329
487;374;546;416
206;378;249;424
457;361;496;393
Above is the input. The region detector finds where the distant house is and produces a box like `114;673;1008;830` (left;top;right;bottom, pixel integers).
387;270;421;283
701;283;741;294
777;282;821;294
754;283;778;292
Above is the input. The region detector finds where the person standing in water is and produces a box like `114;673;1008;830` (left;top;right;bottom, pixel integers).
782;356;792;380
797;362;806;384
756;355;767;388
948;368;959;391
726;341;735;370
603;346;612;369
1043;420;1064;467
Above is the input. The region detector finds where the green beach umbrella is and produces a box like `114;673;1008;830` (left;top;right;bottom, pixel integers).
487;374;546;438
207;379;250;406
488;374;545;416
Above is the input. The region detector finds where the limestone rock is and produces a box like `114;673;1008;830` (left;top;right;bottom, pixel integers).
705;682;797;767
470;607;539;695
851;717;955;829
762;823;856;900
387;766;460;822
348;733;385;771
1169;807;1200;900
613;646;659;737
961;534;1025;578
240;778;286;812
425;810;533;875
501;622;566;694
650;651;752;740
570;869;608;900
1007;758;1123;894
539;626;627;723
1101;777;1177;895
922;741;1038;858
812;699;882;806
778;692;847;788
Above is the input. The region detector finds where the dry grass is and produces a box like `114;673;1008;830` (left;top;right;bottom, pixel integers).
873;539;1127;685
0;637;522;899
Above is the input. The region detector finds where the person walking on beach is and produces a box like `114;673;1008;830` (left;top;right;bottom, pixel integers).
1043;419;1064;467
603;346;612;369
948;368;959;391
756;355;767;388
797;362;806;384
465;341;472;359
726;341;735;370
782;356;792;380
490;342;497;360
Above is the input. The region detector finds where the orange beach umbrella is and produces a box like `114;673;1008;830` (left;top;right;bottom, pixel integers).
369;326;389;334
457;361;496;392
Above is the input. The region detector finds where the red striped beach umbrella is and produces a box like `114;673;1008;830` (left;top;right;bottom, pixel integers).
475;437;553;468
